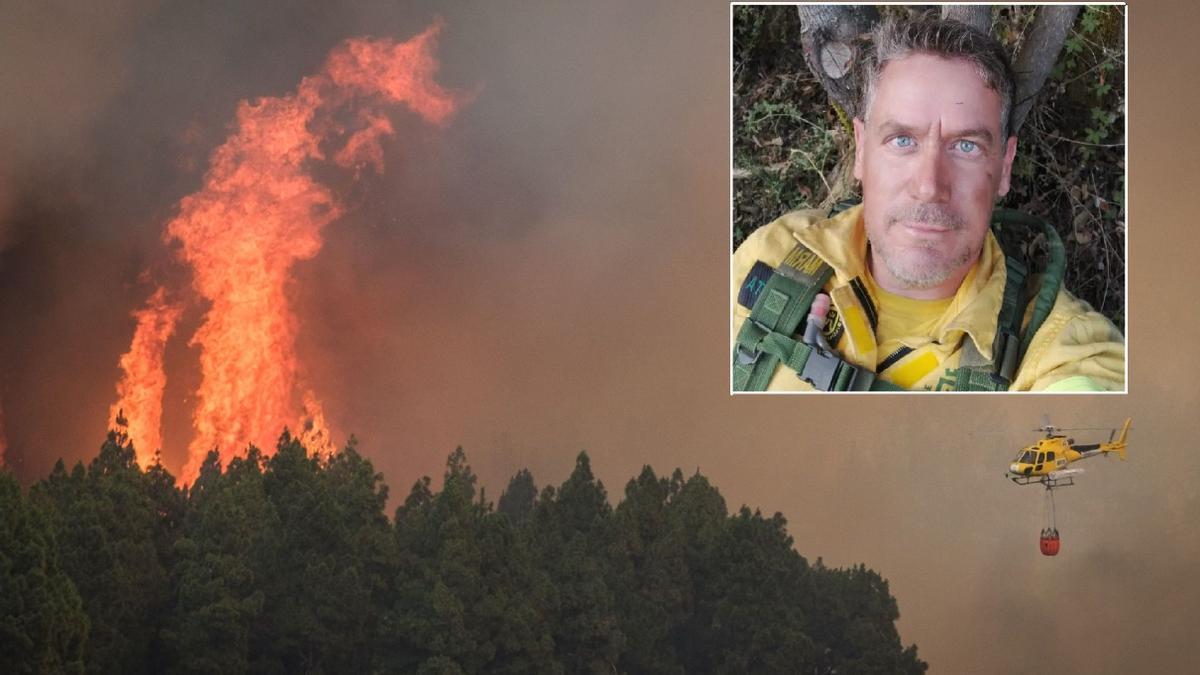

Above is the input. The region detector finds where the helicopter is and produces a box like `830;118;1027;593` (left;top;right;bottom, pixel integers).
1008;416;1131;488
1007;416;1131;556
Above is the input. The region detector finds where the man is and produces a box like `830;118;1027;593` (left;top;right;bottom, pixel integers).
731;16;1124;392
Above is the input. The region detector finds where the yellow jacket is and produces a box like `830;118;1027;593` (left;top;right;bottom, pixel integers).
732;205;1125;391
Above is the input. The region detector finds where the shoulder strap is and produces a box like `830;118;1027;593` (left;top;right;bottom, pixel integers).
951;209;1065;391
733;242;833;390
733;241;905;392
1002;209;1065;359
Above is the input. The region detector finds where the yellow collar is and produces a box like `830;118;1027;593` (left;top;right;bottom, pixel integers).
788;204;1008;360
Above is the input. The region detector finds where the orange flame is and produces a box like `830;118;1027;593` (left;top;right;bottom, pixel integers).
109;286;183;467
152;22;460;484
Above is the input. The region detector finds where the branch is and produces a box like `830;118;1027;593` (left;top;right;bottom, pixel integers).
1037;131;1124;148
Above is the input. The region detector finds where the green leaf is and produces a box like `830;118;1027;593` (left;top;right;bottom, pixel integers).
1081;10;1101;34
1084;127;1107;144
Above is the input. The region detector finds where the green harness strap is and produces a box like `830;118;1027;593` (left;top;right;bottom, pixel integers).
950;209;1065;391
733;246;833;390
1003;209;1065;359
950;251;1026;391
733;208;1065;392
732;242;905;392
735;318;901;391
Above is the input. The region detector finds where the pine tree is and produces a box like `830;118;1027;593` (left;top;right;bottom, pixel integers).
532;452;624;674
0;470;88;673
383;447;558;674
806;561;928;674
30;432;175;673
497;469;537;526
611;466;689;674
160;448;271;673
696;507;817;672
244;432;394;672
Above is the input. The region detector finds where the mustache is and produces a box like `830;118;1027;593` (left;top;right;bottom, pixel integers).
887;205;965;230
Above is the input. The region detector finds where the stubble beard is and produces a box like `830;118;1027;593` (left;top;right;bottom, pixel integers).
871;204;978;290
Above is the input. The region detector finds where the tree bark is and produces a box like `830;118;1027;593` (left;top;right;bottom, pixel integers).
1010;5;1081;136
941;5;992;33
796;5;880;118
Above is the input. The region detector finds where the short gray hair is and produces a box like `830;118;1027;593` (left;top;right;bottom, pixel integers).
860;15;1016;138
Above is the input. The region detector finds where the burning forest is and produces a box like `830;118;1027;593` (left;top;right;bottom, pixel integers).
104;21;461;484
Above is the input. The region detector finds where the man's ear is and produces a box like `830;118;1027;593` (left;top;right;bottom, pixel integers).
997;135;1018;197
852;118;866;181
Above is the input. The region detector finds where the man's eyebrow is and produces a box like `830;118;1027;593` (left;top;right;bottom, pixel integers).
874;120;996;146
875;120;920;138
951;127;996;145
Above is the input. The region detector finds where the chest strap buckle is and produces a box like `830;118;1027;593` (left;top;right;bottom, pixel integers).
735;345;762;366
800;347;877;391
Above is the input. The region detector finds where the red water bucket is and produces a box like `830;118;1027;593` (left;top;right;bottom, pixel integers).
1039;532;1061;556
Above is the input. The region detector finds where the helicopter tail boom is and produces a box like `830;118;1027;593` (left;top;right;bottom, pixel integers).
1105;417;1131;460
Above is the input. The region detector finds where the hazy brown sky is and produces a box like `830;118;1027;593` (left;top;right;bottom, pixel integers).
1;1;1195;672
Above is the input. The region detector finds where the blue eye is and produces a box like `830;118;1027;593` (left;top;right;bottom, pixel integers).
955;139;978;153
891;135;915;148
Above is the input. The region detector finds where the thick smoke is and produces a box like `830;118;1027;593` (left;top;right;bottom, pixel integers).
0;2;1197;673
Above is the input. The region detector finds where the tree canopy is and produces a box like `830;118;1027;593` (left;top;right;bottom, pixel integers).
4;434;927;673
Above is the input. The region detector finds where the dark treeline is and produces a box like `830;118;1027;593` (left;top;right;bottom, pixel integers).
1;430;927;674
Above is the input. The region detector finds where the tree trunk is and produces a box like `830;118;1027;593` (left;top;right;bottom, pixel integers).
796;5;880;119
1010;5;1081;136
941;5;992;33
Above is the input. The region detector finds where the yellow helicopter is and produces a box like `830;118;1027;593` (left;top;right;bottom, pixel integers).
1008;416;1131;488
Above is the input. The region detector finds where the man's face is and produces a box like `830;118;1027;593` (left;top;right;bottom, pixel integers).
853;53;1017;296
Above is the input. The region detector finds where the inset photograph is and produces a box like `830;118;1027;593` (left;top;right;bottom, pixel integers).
731;4;1126;392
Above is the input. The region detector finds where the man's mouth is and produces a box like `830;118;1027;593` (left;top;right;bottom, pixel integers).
898;220;955;234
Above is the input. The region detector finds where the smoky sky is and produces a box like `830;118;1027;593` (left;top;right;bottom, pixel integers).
1;1;1197;672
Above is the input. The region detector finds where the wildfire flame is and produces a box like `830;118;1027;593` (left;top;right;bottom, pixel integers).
109;286;183;466
109;21;459;484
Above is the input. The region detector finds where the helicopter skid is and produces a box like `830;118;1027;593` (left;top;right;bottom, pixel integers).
1010;474;1076;488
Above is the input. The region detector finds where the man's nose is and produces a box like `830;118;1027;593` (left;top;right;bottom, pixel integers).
909;145;950;203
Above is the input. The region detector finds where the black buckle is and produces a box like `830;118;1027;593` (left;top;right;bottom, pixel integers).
735;345;762;366
799;348;840;390
845;363;876;391
799;347;876;391
735;319;775;367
